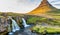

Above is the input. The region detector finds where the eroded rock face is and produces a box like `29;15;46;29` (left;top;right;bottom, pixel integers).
0;16;21;32
0;17;8;32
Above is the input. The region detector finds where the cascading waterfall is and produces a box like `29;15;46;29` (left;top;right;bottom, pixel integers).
8;17;20;35
22;18;30;28
8;17;30;35
11;18;20;32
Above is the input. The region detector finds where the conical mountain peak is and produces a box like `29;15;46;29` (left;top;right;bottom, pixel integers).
27;0;56;15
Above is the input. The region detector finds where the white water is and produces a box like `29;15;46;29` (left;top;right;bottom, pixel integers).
22;18;30;28
11;19;20;32
9;18;20;35
8;16;20;35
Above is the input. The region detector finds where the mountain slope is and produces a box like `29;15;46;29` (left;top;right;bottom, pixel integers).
27;0;56;15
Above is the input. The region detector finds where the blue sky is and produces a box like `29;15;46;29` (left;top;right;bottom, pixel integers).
0;0;60;13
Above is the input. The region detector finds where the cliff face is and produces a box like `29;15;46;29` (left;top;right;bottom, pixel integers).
27;0;56;15
0;17;8;32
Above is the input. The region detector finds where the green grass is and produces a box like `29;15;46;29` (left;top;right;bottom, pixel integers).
47;9;60;19
27;16;60;26
32;26;60;33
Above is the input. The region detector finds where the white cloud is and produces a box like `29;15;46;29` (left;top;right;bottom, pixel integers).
0;0;42;13
0;0;60;13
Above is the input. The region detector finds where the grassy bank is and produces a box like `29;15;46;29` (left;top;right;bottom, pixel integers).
32;26;60;34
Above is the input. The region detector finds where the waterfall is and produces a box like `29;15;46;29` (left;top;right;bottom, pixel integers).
22;18;30;28
8;16;20;32
11;19;20;32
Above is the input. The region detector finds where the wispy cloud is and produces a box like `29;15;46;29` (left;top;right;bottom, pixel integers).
48;0;60;9
50;0;60;3
54;4;60;6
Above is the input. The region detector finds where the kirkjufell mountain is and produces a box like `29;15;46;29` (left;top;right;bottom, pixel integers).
27;0;56;15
